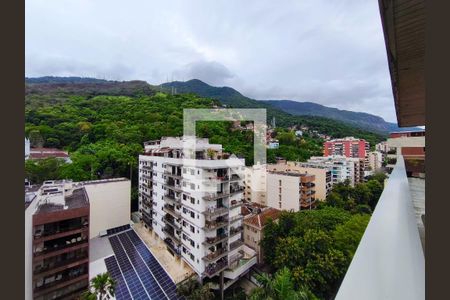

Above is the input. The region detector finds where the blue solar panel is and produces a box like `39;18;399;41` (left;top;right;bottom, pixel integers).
118;233;167;299
106;229;181;300
104;256;132;300
109;236;150;299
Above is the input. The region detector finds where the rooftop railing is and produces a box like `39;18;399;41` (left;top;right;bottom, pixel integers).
335;156;424;300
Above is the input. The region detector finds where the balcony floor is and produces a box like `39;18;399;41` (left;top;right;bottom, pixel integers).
408;177;425;252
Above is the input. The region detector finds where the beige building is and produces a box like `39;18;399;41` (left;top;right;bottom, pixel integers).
243;207;281;263
267;161;332;201
368;151;383;171
243;164;267;205
266;171;316;211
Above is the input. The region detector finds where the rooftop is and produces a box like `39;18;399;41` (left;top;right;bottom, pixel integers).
244;207;281;229
29;147;70;159
35;187;89;214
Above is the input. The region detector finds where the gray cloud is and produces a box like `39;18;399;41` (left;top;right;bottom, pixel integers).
26;0;396;122
173;60;235;86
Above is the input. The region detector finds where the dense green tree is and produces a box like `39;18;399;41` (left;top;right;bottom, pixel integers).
249;267;318;300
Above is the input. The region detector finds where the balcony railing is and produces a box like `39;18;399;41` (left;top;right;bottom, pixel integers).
164;194;180;203
163;215;181;230
335;156;424;300
163;204;181;217
203;187;244;201
229;226;243;236
204;219;228;230
229;215;243;224
203;206;228;217
162;226;180;242
203;258;228;277
34;236;89;257
203;247;229;262
203;233;229;246
229;240;244;252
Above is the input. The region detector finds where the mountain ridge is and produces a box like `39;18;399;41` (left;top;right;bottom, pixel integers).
161;79;417;134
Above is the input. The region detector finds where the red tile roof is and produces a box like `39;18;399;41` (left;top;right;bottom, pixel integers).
29;148;69;159
244;207;281;229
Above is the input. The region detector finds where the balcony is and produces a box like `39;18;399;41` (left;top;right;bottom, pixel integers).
203;247;229;262
34;218;89;241
162;226;180;242
33;264;88;297
229;226;243;237
224;246;257;280
229;240;244;252
204;219;228;230
164;193;180;203
229;215;243;224
164;238;181;256
33;254;88;277
203;233;229;246
164;170;183;179
203;187;244;201
203;257;228;278
335;156;424;300
163;215;181;230
163;204;181;218
203;206;228;217
34;234;89;258
228;200;243;209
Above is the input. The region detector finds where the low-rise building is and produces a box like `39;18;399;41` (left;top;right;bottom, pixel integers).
243;207;281;264
29;148;72;163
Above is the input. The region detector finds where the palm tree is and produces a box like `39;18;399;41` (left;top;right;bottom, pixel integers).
249;267;317;300
81;272;116;300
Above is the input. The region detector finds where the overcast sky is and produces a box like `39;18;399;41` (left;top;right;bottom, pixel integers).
26;0;397;122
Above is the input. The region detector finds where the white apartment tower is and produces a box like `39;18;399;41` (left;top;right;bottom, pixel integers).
138;137;256;290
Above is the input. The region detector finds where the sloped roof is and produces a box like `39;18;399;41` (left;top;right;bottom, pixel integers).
244;207;281;229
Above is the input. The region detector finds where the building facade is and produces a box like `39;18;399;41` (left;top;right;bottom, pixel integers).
25;178;131;300
138;137;256;289
307;155;364;186
387;130;425;177
324;137;370;159
243;207;281;264
267;161;332;201
368;151;383;171
266;171;316;211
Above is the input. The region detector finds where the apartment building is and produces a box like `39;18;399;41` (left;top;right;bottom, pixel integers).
243;164;267;205
266;171;316;211
387;130;425;177
267;161;332;201
368;151;383;171
307;156;365;186
243;206;281;264
138;137;256;290
25;179;131;300
324;137;370;159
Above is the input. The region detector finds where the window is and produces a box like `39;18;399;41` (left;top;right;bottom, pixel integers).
190;169;195;175
190;198;195;204
279;180;282;186
190;254;195;261
183;168;187;174
190;211;195;219
190;225;195;233
190;183;195;190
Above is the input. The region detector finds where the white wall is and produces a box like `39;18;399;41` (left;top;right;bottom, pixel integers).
85;180;131;238
267;173;300;211
25;195;38;300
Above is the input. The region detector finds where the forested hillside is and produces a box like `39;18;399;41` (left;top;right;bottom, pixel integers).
25;77;385;210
